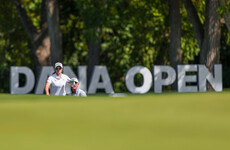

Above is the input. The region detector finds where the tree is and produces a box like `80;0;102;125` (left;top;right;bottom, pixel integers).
77;0;107;86
0;0;33;92
10;0;62;76
46;0;62;65
169;0;182;90
183;0;220;74
201;0;220;70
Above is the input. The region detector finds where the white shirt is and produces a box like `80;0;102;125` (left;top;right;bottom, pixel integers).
47;73;70;96
72;88;87;97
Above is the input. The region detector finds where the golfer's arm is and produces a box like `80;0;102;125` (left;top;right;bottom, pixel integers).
45;82;51;96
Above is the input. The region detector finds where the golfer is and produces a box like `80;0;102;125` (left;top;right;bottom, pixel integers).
45;62;70;96
68;78;87;97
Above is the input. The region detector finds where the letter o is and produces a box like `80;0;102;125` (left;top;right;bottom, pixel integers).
125;66;152;94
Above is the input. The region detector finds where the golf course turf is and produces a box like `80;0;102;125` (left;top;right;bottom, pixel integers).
0;91;230;150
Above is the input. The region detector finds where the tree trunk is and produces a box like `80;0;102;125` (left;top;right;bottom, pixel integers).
32;30;51;77
46;0;63;65
11;0;51;77
183;0;220;68
169;0;182;90
86;27;101;87
200;0;220;69
201;0;221;90
183;0;221;90
183;0;204;49
11;0;63;76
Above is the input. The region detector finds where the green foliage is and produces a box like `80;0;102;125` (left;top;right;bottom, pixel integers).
61;0;169;91
181;3;200;64
59;0;87;68
22;0;42;29
1;0;230;93
0;0;33;93
192;0;205;24
218;0;230;17
98;0;170;92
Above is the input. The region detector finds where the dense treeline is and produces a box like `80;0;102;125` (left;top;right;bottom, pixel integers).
0;0;230;93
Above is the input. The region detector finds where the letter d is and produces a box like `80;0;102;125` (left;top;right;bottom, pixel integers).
10;67;35;94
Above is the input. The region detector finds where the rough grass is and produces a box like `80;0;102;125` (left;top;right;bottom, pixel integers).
0;91;230;150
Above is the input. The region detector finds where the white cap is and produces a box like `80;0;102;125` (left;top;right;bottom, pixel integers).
71;77;79;83
68;78;79;86
55;62;63;68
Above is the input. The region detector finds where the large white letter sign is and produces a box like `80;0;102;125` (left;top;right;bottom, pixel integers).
88;66;114;94
178;65;198;93
10;66;35;94
125;66;152;94
198;64;222;92
154;66;176;93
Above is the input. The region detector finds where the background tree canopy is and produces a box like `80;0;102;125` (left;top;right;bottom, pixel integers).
0;0;230;93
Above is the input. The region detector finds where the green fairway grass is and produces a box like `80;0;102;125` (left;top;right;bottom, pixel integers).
0;91;230;150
